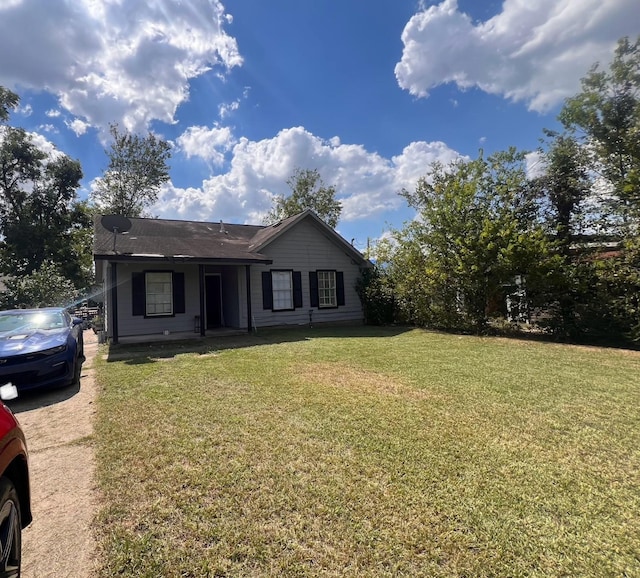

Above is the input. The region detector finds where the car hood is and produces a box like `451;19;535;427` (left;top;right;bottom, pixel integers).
0;329;69;357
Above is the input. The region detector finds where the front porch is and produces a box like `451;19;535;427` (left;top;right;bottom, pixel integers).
110;327;248;346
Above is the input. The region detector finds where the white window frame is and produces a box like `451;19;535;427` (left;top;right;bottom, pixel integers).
271;270;293;311
145;271;173;316
317;270;337;308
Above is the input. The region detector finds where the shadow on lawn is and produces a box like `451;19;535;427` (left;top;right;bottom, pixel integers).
106;325;413;366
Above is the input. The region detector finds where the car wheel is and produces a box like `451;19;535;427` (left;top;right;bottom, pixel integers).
71;354;82;387
0;476;21;578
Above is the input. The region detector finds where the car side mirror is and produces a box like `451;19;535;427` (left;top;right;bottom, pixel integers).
72;318;84;327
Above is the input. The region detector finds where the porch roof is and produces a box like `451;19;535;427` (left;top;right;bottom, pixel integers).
94;215;272;264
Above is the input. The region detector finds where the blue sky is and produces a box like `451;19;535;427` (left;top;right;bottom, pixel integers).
0;0;637;252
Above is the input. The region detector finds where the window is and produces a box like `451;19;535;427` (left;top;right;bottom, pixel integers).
309;270;345;308
317;270;337;308
145;272;173;316
262;271;302;311
271;271;293;310
132;271;185;317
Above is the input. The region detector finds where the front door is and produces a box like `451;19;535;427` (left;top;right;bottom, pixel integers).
205;275;222;329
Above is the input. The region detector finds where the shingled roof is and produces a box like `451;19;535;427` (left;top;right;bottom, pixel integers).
93;215;271;264
94;211;370;267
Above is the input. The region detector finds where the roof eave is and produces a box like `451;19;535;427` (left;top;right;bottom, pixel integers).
93;254;273;265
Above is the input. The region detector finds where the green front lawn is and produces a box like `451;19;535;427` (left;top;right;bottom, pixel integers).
94;327;640;577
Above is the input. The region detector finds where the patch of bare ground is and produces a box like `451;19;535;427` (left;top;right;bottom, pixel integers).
9;330;100;578
297;362;435;401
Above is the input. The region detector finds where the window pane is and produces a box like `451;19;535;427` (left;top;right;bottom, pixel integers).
272;271;293;310
146;272;173;316
317;271;336;307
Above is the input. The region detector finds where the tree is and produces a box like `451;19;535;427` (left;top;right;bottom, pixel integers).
389;149;553;333
528;132;594;338
0;87;90;289
559;36;640;229
91;123;171;217
0;87;19;123
555;37;640;342
535;132;592;252
265;168;342;227
0;261;77;309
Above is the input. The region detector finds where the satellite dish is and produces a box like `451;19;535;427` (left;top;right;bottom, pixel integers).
101;215;132;233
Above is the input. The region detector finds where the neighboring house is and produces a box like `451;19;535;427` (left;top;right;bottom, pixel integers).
93;210;371;343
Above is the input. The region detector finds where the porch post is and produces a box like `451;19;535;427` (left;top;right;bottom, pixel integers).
110;262;119;345
198;264;206;336
245;265;252;333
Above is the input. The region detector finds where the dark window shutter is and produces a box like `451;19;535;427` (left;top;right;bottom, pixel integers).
309;271;319;308
293;271;303;308
336;271;345;306
262;271;273;310
132;272;145;316
173;272;185;314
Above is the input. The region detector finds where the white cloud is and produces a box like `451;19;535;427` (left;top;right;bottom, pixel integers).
66;118;90;136
45;109;61;118
0;0;241;133
218;100;240;119
153;126;462;224
176;125;235;165
17;103;32;116
38;123;58;134
525;150;546;180
395;0;639;111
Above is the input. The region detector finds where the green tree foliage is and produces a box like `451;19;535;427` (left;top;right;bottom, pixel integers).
355;264;395;325
265;168;342;228
552;36;640;342
559;36;640;228
0;260;77;309
0;86;91;290
529;132;594;337
91;123;171;217
385;149;554;333
0;87;19;123
535;132;592;251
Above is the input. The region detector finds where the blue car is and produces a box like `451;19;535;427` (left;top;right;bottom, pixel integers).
0;308;85;392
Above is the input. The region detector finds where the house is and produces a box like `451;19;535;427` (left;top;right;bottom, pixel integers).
93;210;371;343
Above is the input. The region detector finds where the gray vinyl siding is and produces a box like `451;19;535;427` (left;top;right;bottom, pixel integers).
112;263;200;337
106;262;248;338
249;219;364;328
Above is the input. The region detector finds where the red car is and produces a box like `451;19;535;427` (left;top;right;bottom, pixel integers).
0;399;31;576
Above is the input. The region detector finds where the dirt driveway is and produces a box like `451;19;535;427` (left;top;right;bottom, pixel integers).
9;330;100;578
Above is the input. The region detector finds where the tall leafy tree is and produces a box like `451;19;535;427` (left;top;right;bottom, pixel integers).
535;131;592;253
265;168;342;228
0;86;90;290
530;132;593;337
91;123;171;217
559;36;640;229
556;37;640;342
389;149;552;333
0;261;77;309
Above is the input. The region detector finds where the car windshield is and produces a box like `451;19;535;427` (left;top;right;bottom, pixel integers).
0;311;66;333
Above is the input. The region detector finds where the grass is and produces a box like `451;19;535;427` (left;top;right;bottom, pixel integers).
93;326;640;577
